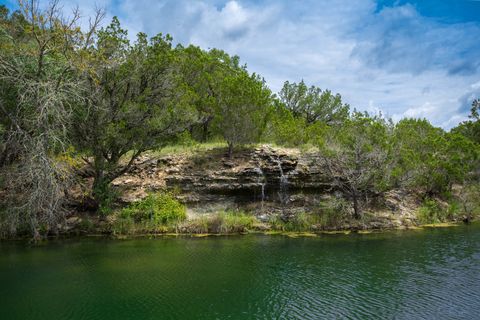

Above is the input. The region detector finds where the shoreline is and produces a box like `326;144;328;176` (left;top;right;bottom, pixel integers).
1;221;472;242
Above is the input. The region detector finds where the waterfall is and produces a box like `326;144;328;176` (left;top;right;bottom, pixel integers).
273;156;289;206
254;166;266;210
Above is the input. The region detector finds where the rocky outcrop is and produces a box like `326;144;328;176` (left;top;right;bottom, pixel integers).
165;146;330;200
112;146;332;214
109;145;417;228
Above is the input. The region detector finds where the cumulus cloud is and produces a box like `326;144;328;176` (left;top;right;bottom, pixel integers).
113;0;480;129
6;0;480;129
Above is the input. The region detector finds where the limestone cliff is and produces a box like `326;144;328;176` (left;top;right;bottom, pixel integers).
110;145;419;229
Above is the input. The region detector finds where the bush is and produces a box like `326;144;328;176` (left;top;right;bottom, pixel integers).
78;218;95;233
180;211;257;234
317;197;348;227
458;184;480;220
112;216;136;235
219;211;256;233
417;198;447;224
180;215;210;234
267;212;322;231
267;215;287;231
120;192;186;225
93;182;119;216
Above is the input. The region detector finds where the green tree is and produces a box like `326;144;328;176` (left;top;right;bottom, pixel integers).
176;46;241;142
279;80;349;125
390;118;478;195
215;71;272;157
0;1;103;238
264;98;329;147
451;99;480;144
319;112;389;218
72;18;196;208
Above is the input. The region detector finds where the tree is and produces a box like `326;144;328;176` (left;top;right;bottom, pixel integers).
390;118;478;195
71;18;196;209
451;99;480;144
264;98;329;147
215;71;272;158
444;132;479;185
319;113;389;218
279;80;349;125
0;1;103;238
177;46;241;142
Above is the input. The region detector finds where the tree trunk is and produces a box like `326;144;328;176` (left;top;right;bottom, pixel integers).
227;142;234;159
201;117;212;142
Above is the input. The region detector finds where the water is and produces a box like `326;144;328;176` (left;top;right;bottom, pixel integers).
254;166;266;210
1;225;480;319
272;156;289;206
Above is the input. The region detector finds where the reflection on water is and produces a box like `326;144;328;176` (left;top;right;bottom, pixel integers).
1;225;480;319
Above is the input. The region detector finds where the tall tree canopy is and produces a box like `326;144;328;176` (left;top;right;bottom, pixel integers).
319;112;389;218
71;17;196;208
0;1;102;238
0;0;478;238
215;71;272;157
279;80;349;125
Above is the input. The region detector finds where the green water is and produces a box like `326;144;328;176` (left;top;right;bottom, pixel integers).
1;225;480;319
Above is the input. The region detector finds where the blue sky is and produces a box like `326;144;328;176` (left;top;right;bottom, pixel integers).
3;0;480;129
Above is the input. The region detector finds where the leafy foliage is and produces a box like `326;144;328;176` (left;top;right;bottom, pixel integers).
72;21;196;205
120;192;186;224
416;198;453;224
279;80;349;125
214;71;272;157
391;119;479;194
319;112;389;218
0;1;479;238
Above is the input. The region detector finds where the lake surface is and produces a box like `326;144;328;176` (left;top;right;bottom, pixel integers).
1;225;480;319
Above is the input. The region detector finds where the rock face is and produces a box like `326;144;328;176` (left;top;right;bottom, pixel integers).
111;145;417;226
113;145;333;215
166;146;329;201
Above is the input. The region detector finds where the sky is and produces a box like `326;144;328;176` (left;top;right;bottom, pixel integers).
3;0;480;129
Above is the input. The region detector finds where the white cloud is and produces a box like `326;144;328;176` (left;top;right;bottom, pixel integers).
25;0;480;129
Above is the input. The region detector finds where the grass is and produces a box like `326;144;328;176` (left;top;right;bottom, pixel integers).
180;210;257;234
120;192;186;224
416;198;462;224
150;141;228;157
110;210;259;236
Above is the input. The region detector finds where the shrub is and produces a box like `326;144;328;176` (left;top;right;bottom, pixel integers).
180;211;257;234
295;212;322;231
120;192;186;225
180;215;209;234
317;197;348;227
219;211;256;233
267;212;321;231
458;184;480;220
267;215;287;231
446;201;460;221
417;198;446;224
94;182;119;216
78;218;95;233
112;216;136;235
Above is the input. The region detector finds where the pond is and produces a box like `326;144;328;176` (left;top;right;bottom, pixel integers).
1;225;480;319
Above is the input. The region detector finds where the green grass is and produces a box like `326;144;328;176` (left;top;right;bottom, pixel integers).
416;198;451;224
120;192;186;224
150;141;228;157
112;208;259;236
267;212;325;232
111;216;136;235
180;210;257;234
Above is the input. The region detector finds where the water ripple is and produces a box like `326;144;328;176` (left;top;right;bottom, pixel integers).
1;225;480;319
